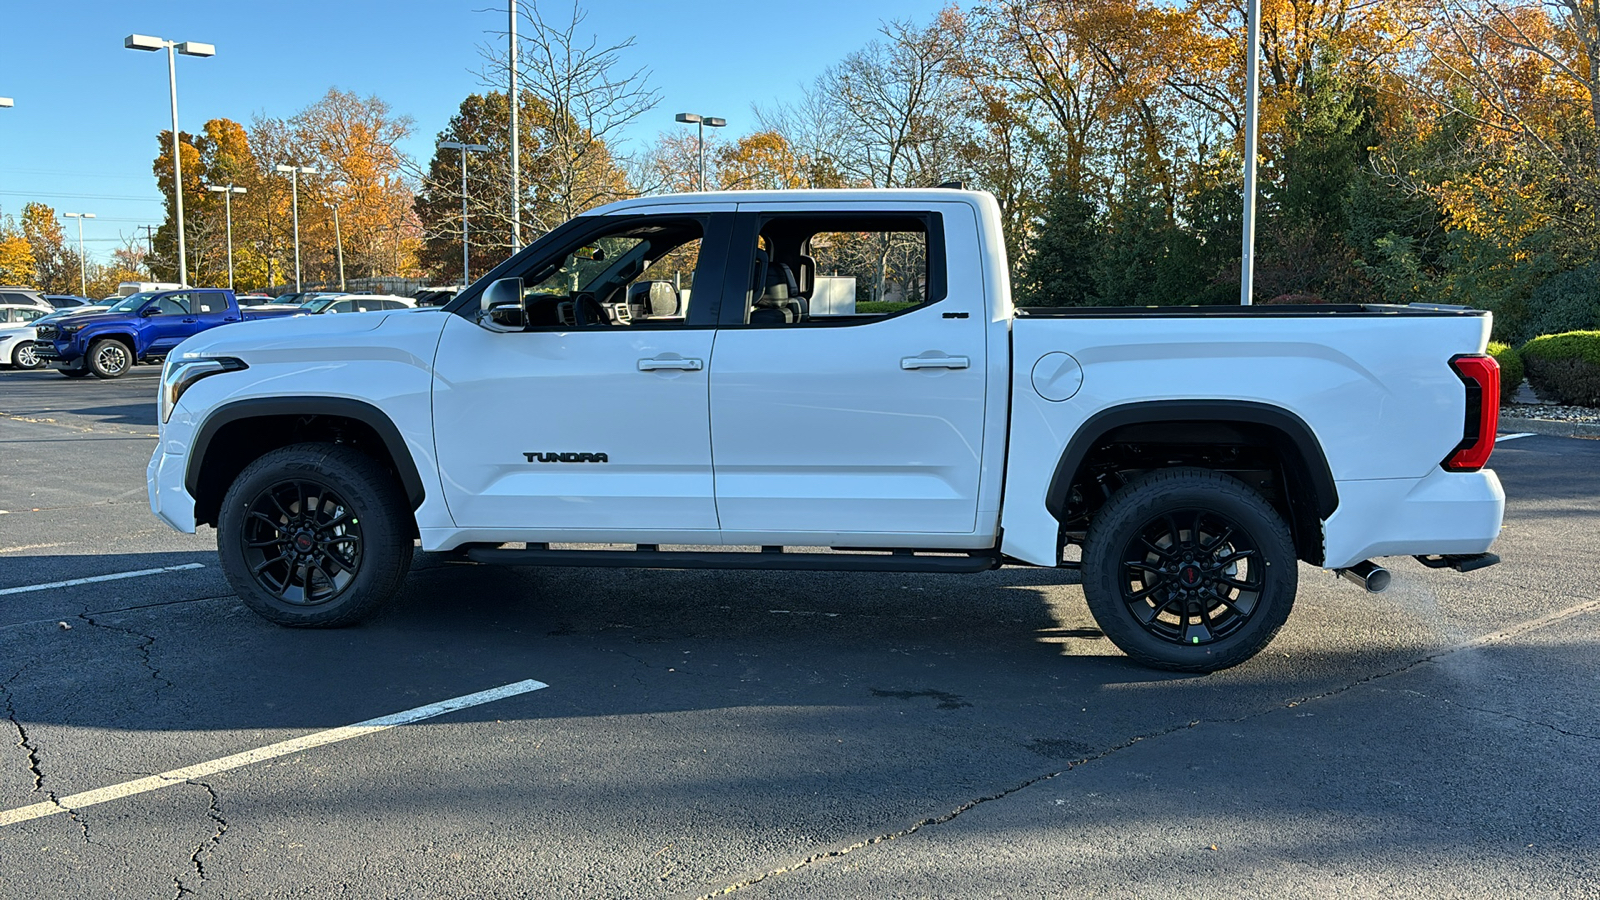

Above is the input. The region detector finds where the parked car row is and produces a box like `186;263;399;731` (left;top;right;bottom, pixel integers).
1;287;426;377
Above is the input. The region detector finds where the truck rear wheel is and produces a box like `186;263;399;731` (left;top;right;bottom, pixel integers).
87;338;132;378
1080;467;1296;673
217;443;413;628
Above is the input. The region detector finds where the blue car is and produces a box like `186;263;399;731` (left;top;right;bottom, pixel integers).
37;288;300;378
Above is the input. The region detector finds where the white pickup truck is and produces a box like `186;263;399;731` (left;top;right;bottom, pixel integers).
147;189;1505;672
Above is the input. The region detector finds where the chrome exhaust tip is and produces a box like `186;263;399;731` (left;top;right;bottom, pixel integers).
1336;560;1391;593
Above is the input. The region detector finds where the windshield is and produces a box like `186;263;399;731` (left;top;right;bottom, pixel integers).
300;296;338;313
105;293;156;314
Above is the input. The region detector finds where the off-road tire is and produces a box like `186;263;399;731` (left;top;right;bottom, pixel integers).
218;443;413;627
1080;467;1297;673
87;338;132;379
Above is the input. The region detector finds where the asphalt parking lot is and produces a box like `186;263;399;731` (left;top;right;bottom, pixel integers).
1;366;1597;899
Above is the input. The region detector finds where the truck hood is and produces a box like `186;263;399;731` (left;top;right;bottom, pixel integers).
41;311;133;332
172;308;450;365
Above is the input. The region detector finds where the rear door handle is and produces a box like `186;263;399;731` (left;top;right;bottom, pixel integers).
901;355;970;370
638;357;703;371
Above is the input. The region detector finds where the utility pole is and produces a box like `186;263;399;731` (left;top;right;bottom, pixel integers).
1240;0;1260;306
438;141;489;285
63;213;95;296
206;184;247;290
509;0;521;251
139;225;157;277
327;202;345;292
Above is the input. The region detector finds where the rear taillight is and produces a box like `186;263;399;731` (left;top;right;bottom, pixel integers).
1443;354;1499;472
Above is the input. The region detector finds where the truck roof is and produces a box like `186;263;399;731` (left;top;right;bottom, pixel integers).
585;188;995;217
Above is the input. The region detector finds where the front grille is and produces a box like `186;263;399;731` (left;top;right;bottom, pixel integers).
35;324;57;340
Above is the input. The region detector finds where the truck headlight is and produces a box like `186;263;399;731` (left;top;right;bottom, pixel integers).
57;324;80;337
161;357;247;424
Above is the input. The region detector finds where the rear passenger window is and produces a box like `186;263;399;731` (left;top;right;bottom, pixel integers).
731;213;944;325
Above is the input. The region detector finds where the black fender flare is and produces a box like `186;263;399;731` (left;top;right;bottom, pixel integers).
184;396;427;510
1044;400;1339;522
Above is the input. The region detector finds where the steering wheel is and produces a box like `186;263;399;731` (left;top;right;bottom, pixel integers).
571;291;609;327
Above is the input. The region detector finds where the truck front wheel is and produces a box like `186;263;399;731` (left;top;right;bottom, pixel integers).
217;443;414;627
87;338;132;378
1080;467;1297;673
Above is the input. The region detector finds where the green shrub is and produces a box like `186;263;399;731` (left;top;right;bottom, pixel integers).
1519;264;1600;343
1486;342;1523;405
1521;331;1600;407
854;300;916;315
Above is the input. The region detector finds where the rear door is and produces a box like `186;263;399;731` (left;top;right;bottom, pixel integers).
708;201;991;539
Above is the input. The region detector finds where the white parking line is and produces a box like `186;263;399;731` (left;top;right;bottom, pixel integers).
0;562;206;596
1496;433;1537;442
0;678;549;827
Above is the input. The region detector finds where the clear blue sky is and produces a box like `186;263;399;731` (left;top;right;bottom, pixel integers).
0;0;945;270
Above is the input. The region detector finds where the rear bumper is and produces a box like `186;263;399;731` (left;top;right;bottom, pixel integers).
1322;468;1504;569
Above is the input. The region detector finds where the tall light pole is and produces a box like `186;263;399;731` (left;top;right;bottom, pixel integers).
509;0;521;251
1240;0;1261;306
325;202;345;292
63;213;95;296
674;113;726;191
274;164;317;291
438;141;489;285
125;34;215;288
206;184;247;290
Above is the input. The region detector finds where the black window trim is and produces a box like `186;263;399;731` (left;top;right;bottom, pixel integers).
443;212;734;331
715;210;948;329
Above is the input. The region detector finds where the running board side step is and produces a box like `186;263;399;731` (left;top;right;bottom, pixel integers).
1414;552;1500;573
460;545;1002;574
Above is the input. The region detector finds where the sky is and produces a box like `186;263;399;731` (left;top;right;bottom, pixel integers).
0;0;945;270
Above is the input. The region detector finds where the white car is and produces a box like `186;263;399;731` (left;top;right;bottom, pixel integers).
148;188;1505;673
298;294;415;314
0;304;52;368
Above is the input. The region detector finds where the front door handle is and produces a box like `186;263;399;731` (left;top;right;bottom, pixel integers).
638;357;703;372
901;355;970;370
182;318;198;323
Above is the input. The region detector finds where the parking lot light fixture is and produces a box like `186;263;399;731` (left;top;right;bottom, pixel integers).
273;164;318;291
206;184;247;290
63;213;95;295
0;98;13;108
674;113;725;192
125;33;215;288
438;141;490;285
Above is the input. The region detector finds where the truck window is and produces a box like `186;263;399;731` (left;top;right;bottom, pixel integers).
729;212;945;326
504;217;709;329
153;294;192;316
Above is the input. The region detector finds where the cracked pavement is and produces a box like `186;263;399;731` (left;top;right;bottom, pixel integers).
1;367;1597;899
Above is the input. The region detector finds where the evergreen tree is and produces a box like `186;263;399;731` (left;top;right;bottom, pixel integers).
1019;183;1100;306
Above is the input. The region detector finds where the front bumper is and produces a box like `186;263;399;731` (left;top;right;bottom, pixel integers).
38;340;85;369
148;440;198;533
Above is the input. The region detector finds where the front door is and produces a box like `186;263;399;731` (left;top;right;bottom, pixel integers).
709;203;990;538
432;210;732;534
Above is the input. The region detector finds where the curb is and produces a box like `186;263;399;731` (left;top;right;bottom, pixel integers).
1498;415;1600;439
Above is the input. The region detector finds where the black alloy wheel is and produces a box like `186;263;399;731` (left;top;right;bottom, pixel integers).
240;479;364;606
1118;508;1262;646
218;443;412;627
1080;467;1297;673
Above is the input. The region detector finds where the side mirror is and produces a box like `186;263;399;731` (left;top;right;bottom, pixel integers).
140;306;159;317
479;277;525;333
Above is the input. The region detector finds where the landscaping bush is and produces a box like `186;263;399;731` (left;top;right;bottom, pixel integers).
1518;263;1600;343
1521;331;1600;407
1486;342;1523;405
